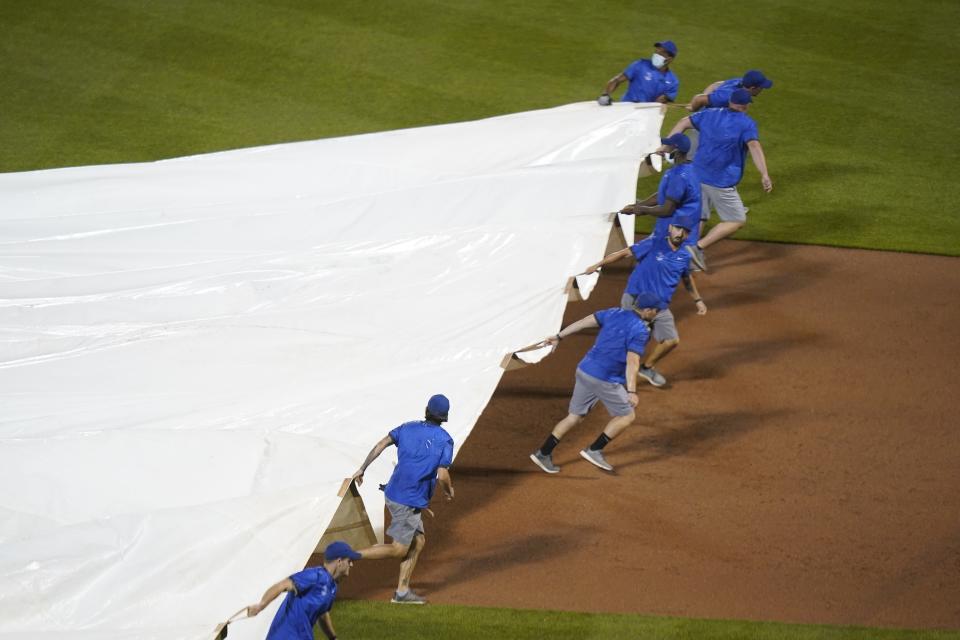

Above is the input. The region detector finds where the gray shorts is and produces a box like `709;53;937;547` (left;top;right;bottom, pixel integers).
700;183;748;223
620;293;679;342
569;368;633;417
385;496;424;546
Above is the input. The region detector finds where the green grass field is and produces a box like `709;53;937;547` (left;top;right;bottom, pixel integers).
2;2;958;637
330;601;960;639
2;0;958;254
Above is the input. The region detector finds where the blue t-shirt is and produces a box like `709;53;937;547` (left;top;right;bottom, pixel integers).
621;59;679;103
651;163;702;247
385;420;454;509
625;235;692;305
578;307;650;384
690;108;759;188
266;567;337;640
707;77;742;108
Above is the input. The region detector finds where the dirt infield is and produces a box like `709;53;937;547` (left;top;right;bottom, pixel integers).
338;240;960;629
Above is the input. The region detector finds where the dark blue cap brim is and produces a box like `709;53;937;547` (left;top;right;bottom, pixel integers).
653;41;677;56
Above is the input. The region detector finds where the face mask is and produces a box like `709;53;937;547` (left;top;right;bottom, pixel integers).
651;53;667;68
664;152;675;165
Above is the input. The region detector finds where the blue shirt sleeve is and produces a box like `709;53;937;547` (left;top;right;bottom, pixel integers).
707;89;729;108
630;237;654;261
593;307;610;327
623;60;641;80
742;117;759;144
627;323;650;356
388;425;402;446
439;435;454;468
689;110;703;131
665;73;679;100
289;569;315;596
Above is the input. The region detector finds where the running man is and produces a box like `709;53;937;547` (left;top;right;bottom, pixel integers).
244;540;360;640
529;292;662;474
351;394;455;605
686;69;774;113
619;132;705;270
585;214;706;388
668;88;773;267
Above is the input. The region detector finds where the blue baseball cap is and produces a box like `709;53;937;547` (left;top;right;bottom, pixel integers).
324;541;361;561
654;40;678;57
426;394;450;419
660;133;691;154
742;70;773;89
669;214;698;231
730;88;753;105
632;292;664;311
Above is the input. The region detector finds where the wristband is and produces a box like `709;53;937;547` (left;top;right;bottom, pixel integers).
556;332;563;341
694;298;703;303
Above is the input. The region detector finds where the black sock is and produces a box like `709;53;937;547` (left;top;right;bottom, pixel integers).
539;434;560;456
589;433;611;451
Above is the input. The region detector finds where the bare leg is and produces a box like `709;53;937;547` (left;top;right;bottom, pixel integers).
397;533;425;593
643;338;679;369
551;413;584;440
698;221;744;249
357;540;408;561
601;411;636;440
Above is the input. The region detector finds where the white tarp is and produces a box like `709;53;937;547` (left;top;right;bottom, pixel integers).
0;102;663;639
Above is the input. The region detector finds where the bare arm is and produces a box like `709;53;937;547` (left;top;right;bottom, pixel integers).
546;313;600;346
437;467;454;500
747;140;773;192
351;435;395;486
317;612;337;640
604;72;627;96
702;80;724;95
682;273;707;315
246;578;294;617
634;198;677;219
624;351;641;406
620;190;658;214
584;247;632;274
686;94;710;112
668;116;693;137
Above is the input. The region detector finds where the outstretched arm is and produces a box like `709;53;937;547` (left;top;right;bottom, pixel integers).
547;314;601;346
604;72;627;96
584;247;632;274
686;94;710;112
747;140;773;192
634;198;677;218
246;578;294;617
668;116;693;137
702;80;724;95
351;435;395;486
620;190;658;215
